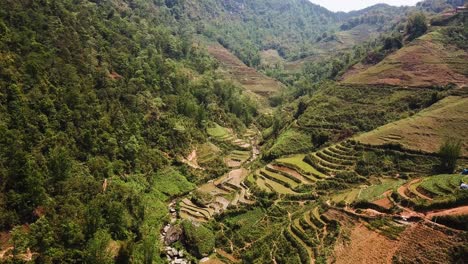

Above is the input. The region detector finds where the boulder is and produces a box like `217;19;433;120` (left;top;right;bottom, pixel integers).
165;225;183;245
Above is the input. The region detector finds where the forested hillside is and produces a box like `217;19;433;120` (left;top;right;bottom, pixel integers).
180;0;339;65
0;0;256;262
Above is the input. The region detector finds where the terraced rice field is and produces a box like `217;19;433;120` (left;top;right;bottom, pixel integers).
276;155;326;179
207;123;233;140
257;175;298;195
355;96;468;157
358;179;405;202
417;174;466;197
285;205;341;263
197;142;221;164
255;176;272;193
185;168;254;222
407;179;433;200
331;188;362;204
395;174;468;207
179;198;213;222
207;44;284;98
303;141;360;177
266;164;316;183
228;150;251;163
259;169;300;188
285;225;314;264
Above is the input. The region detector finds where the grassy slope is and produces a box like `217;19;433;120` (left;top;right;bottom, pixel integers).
266;129;314;158
355;95;468;157
296;83;437;133
342;30;468;87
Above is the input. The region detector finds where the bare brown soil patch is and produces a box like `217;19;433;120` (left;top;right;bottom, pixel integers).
201;258;226;264
372;193;393;210
181;149;203;170
323;209;359;228
334;219;463;264
108;71;123;80
394;223;460;263
0;232;11;250
397;180;416;201
217;248;240;263
425;205;468;219
334;223;398;264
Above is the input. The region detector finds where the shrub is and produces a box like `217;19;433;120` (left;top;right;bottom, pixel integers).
182;221;215;258
438;139;462;173
406;12;428;41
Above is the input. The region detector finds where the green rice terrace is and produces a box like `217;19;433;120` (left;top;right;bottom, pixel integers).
164;132;468;264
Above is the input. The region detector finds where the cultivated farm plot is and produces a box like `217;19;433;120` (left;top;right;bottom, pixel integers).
358;179;405;202
259;169;300;188
197;142;221;165
417;174;467;197
267;164;316;184
276;154;326;179
226;150;251;164
342;30;468;88
304;141;360;177
255;174;298;195
355;96;468;157
207;123;234;141
331;188;362;204
179;198;213;222
207;44;283;112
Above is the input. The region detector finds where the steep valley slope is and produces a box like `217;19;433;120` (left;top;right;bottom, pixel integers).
0;0;467;264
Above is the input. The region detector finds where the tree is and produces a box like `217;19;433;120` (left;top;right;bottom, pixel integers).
406;13;428;41
11;226;30;257
438;139;461;173
294;101;307;119
85;230;113;264
182;221;215;258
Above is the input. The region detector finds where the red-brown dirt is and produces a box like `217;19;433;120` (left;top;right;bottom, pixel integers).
268;164;310;183
372;191;393;210
334;223;399;264
425;205;468;219
394;223;460;263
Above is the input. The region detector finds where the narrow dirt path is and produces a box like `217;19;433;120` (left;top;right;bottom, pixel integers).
397;179;420;200
0;247;13;260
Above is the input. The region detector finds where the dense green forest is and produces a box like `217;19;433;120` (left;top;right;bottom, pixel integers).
0;0;257;262
180;0;340;65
